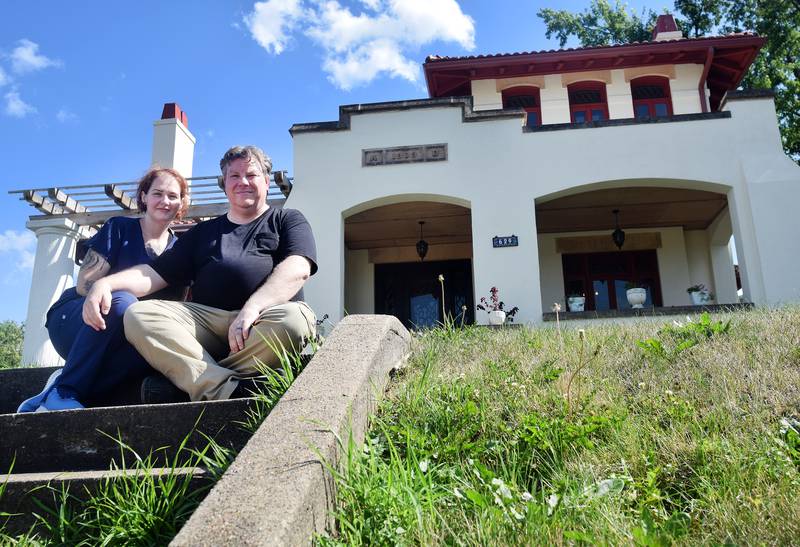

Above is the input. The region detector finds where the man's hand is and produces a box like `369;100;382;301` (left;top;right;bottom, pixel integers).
227;305;261;354
82;279;112;331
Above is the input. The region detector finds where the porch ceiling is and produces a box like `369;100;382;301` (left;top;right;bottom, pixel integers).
535;187;727;233
345;201;471;250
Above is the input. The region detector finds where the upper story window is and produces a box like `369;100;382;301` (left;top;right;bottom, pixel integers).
568;82;608;123
631;76;673;119
502;86;541;128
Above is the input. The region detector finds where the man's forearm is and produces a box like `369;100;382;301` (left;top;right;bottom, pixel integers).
241;255;311;314
101;264;167;297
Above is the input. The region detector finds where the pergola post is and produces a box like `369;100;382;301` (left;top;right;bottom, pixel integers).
21;218;85;367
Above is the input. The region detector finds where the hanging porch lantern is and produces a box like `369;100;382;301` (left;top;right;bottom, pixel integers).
416;220;429;261
611;209;625;250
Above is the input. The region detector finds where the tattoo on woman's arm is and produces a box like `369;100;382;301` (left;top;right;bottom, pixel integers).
77;249;110;294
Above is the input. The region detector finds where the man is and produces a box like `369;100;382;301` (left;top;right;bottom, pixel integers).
83;145;317;401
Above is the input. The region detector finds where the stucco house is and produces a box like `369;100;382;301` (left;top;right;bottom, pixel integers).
287;14;800;328
16;15;800;365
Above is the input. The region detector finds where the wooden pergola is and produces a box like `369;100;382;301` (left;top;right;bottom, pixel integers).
10;172;292;233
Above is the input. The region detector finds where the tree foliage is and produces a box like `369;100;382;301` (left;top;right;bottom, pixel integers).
0;320;24;369
537;0;800;162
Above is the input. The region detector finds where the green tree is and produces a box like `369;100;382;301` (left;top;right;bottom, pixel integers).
0;320;24;369
537;0;800;162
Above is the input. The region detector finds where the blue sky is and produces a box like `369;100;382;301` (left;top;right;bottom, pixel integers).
0;0;666;322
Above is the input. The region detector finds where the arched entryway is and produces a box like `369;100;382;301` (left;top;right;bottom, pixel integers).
344;200;474;329
535;183;739;311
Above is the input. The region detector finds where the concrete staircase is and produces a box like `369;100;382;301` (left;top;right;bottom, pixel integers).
0;366;255;536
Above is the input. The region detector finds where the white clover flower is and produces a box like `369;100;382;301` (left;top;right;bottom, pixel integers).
510;506;525;520
396;527;405;535
665;389;674;396
521;491;533;502
438;274;444;282
638;382;646;388
467;458;474;466
492;478;513;499
419;460;429;473
552;302;562;312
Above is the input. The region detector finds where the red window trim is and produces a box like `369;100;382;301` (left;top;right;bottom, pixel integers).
630;75;673;118
568;81;609;123
501;86;541;127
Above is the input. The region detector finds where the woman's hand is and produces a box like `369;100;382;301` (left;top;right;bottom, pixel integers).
82;279;112;330
227;305;261;354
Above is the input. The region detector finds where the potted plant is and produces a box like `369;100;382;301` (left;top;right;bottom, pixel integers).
687;283;714;305
477;286;519;325
625;281;647;309
567;293;585;312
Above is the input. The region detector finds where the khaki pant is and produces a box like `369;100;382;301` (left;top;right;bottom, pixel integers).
124;300;316;401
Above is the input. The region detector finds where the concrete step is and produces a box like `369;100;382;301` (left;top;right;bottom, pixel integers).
0;467;211;536
0;366;61;415
1;399;254;474
0;366;145;415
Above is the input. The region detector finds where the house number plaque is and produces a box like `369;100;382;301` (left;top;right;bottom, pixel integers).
493;235;518;248
362;143;448;167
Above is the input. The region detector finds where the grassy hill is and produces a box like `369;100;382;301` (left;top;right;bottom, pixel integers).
322;307;800;545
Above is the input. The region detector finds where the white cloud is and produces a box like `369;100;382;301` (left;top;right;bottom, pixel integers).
0;66;8;87
244;0;307;55
0;230;35;270
56;108;77;123
245;0;475;89
10;39;61;74
4;89;36;118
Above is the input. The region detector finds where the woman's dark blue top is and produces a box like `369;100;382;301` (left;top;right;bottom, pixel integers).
48;216;184;318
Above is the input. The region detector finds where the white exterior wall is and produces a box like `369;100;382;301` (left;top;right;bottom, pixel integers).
471;80;503;111
344;249;374;314
541;74;570;124
607;69;635;119
670;64;705;114
290;95;800;325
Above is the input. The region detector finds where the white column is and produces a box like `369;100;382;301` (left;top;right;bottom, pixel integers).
707;208;738;304
22;218;83;367
471;199;542;325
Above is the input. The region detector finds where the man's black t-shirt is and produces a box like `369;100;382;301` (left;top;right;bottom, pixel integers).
151;208;317;311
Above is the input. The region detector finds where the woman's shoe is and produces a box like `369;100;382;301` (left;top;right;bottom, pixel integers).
16;369;62;413
35;389;84;412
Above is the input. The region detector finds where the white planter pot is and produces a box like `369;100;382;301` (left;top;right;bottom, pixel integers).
689;290;710;305
488;310;506;325
567;296;585;312
626;288;647;309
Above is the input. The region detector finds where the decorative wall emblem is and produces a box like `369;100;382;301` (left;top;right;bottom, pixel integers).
493;235;519;248
362;143;448;167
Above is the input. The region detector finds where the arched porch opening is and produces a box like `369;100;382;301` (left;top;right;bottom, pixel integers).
534;182;740;312
344;199;473;329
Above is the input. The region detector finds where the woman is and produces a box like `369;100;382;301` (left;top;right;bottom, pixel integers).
17;167;190;412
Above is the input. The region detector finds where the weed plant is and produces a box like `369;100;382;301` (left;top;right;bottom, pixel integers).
321;307;800;545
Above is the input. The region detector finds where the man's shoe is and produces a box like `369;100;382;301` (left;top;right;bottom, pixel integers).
230;378;262;399
17;369;62;413
35;389;84;412
140;375;189;405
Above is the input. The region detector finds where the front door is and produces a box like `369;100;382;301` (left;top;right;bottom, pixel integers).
374;259;474;329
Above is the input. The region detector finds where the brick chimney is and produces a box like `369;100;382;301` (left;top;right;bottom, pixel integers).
151;102;196;178
651;14;683;42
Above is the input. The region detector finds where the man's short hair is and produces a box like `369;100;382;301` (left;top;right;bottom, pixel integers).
219;145;273;177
